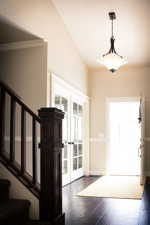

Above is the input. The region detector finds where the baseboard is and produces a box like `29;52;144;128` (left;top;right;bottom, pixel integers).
89;171;106;176
90;170;149;177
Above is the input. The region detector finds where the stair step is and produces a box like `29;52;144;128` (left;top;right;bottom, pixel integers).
0;199;30;225
26;221;52;225
0;179;10;202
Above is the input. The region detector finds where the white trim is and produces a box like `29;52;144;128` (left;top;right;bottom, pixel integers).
106;96;142;102
89;170;106;176
0;39;47;51
48;72;90;179
50;73;89;102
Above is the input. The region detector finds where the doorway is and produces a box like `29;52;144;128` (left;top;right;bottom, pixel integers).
106;98;142;176
50;75;87;186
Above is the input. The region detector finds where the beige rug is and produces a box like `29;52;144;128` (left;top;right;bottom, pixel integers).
77;176;144;199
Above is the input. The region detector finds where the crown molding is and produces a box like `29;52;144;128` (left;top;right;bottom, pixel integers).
0;39;47;51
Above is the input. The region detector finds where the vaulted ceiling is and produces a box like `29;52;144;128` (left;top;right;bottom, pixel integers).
52;0;150;69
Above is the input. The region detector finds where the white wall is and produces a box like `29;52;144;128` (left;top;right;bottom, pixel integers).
89;66;150;175
0;0;88;94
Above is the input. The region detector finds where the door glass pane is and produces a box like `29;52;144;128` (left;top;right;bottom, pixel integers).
73;144;78;157
64;145;67;159
73;158;77;170
55;96;61;109
79;143;82;155
62;97;68;112
73;102;78;114
79;105;83;116
63;160;68;174
79;157;82;169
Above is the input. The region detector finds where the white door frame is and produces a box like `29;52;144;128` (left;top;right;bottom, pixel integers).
140;97;146;185
47;72;90;179
106;96;145;180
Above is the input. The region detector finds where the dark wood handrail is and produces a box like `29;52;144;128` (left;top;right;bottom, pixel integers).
0;81;41;196
0;81;65;224
0;80;22;100
0;81;40;122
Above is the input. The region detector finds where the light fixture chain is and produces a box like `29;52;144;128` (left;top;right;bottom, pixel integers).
111;19;114;38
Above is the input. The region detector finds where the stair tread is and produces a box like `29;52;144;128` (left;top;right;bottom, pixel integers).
26;221;52;225
0;199;30;222
0;179;10;202
0;179;10;189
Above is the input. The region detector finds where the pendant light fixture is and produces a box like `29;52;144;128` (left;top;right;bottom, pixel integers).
100;12;127;72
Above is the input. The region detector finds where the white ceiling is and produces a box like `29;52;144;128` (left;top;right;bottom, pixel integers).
52;0;150;69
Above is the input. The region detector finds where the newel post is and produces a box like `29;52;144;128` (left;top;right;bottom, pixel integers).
38;107;65;225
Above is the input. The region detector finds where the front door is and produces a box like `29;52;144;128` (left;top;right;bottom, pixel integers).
139;97;145;185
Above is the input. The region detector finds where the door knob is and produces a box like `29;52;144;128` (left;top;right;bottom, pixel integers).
68;142;74;145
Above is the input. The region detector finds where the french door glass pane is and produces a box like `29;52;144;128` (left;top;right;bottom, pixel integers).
79;105;83;115
73;102;78;114
73;144;78;156
63;160;68;174
79;157;82;168
79;143;82;155
55;96;61;109
63;145;68;159
73;158;78;170
62;97;68;112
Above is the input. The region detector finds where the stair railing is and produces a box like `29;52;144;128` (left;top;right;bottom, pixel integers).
0;81;65;225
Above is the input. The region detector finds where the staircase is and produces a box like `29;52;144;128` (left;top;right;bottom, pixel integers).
0;81;65;225
0;178;30;225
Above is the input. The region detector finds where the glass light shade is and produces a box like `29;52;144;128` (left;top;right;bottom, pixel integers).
101;53;127;72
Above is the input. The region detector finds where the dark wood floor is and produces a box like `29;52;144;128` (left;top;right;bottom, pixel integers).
63;176;150;225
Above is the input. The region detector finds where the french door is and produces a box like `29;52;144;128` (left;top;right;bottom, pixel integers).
52;83;84;186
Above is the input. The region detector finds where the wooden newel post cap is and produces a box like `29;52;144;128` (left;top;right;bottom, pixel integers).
38;107;64;119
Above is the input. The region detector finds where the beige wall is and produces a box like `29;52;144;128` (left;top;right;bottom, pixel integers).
89;66;150;175
0;163;39;219
0;44;47;113
0;0;88;94
0;45;45;184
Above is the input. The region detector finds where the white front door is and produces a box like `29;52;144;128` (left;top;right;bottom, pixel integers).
139;98;145;185
52;83;84;185
107;98;141;176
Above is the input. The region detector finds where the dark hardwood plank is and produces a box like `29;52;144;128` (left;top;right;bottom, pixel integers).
63;176;143;225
